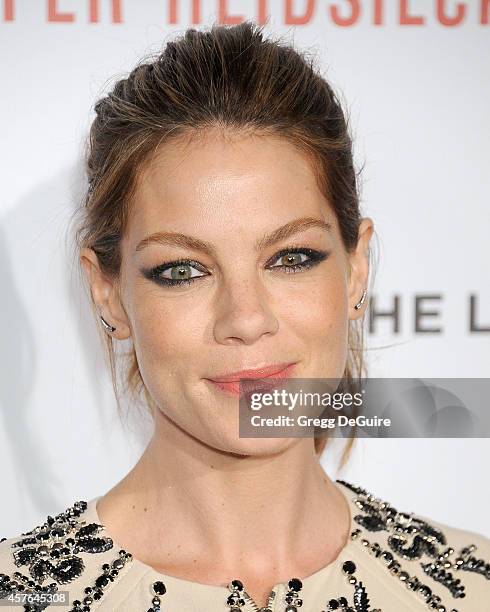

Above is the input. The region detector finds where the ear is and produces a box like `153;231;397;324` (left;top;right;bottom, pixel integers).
80;248;132;340
347;217;374;320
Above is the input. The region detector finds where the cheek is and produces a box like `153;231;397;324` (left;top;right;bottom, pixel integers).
280;268;349;373
130;289;205;378
284;265;348;328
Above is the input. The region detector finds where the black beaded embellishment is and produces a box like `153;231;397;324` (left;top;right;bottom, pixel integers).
0;571;58;612
350;527;462;611
284;577;303;611
455;544;490;580
10;500;113;585
420;559;464;599
226;577;277;611
320;560;381;612
226;578;247;610
147;579;167;611
0;500;133;612
225;570;380;612
338;479;447;562
337;480;484;612
68;549;133;611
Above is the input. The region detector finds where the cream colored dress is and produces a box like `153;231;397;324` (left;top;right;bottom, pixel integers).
1;479;489;611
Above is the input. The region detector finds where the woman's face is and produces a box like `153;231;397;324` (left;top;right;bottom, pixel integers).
84;130;373;456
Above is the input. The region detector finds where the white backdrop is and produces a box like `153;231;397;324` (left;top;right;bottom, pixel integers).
1;1;489;540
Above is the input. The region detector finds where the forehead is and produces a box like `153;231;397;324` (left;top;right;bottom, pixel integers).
128;129;333;236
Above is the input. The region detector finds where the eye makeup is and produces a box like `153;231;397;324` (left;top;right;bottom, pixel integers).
140;246;331;288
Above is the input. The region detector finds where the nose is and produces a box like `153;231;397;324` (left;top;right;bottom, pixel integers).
213;276;279;346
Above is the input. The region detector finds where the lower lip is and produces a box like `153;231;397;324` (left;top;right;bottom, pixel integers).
206;363;297;396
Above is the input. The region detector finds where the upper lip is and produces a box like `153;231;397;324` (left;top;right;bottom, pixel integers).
207;362;296;382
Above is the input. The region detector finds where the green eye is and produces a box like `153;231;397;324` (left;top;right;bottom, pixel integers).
268;248;329;273
168;264;198;281
142;247;330;288
143;259;208;286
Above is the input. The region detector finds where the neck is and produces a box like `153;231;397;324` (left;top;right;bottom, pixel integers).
97;408;351;601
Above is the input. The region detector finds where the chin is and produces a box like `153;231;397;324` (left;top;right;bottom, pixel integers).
215;436;297;458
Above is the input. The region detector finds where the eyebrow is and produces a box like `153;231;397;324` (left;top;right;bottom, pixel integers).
134;216;332;256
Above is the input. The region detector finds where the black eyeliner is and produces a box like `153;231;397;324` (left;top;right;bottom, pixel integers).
140;258;208;285
141;247;330;287
267;246;329;264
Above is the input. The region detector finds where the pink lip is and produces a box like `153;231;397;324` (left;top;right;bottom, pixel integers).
206;362;297;396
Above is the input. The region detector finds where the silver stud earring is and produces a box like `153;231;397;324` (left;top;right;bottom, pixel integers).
354;289;367;310
100;315;116;333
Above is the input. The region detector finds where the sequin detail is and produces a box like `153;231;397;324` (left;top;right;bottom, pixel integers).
2;483;487;611
69;549;133;611
226;577;277;611
10;501;113;585
0;500;132;611
224;564;381;611
337;479;490;611
320;560;381;612
147;579;167;611
455;545;490;580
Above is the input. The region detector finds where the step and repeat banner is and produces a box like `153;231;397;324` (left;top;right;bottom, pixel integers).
1;1;489;536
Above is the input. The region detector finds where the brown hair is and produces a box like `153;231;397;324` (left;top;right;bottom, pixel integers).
71;21;375;468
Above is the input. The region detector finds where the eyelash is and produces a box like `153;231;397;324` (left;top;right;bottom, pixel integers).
142;247;330;287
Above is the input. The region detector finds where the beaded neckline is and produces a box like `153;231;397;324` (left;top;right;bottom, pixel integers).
85;479;356;597
2;479;487;611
